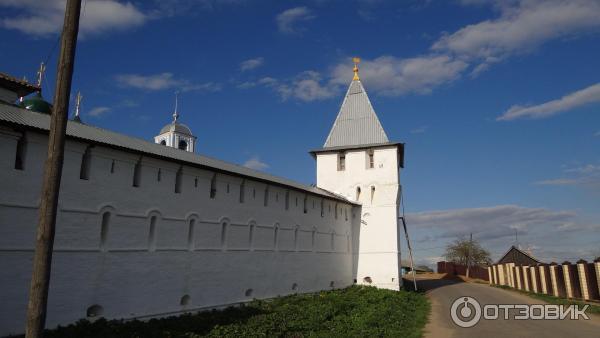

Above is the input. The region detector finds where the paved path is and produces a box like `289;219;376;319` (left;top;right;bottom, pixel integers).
420;278;600;338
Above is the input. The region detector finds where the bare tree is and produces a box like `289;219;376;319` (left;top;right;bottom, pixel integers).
444;237;492;267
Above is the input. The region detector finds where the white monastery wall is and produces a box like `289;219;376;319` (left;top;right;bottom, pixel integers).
316;145;401;290
0;128;360;336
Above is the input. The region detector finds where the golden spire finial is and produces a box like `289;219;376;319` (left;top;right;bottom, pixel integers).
352;57;361;81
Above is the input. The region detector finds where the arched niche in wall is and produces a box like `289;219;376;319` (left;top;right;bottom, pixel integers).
247;220;256;251
273;222;280;251
180;294;191;306
86;304;104;318
330;230;336;251
185;213;200;252
145;210;162;252
97;205;116;252
293;225;299;252
219;217;230;250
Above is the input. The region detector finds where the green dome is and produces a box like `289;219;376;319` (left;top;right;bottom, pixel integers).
21;92;52;114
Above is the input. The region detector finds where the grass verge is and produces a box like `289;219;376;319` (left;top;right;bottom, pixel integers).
36;285;430;338
492;285;600;314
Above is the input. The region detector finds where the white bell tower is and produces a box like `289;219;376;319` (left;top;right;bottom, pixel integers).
154;92;197;152
311;58;404;290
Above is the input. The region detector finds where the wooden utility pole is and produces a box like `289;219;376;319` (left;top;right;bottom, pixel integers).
25;0;81;337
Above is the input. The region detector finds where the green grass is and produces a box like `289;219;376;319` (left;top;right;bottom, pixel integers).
38;286;430;338
492;285;600;314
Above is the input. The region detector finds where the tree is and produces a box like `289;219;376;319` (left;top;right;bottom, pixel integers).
444;237;492;267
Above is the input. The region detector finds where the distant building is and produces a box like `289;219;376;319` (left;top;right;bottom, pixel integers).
497;245;542;265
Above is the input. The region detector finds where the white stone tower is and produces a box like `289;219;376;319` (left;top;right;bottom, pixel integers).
311;58;404;290
154;93;197;152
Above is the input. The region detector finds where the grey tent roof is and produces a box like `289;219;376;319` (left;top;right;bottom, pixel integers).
0;101;357;204
323;80;389;148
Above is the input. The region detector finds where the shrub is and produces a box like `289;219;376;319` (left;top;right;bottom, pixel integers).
34;286;429;338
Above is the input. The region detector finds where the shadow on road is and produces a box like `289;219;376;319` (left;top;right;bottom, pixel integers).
405;274;464;293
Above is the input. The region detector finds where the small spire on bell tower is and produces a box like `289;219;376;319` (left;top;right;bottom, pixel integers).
36;62;46;88
172;91;180;122
352;57;361;81
73;91;83;122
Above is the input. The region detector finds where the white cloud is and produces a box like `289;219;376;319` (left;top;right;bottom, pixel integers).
253;72;339;102
408;204;576;240
115;73;221;92
240;57;264;71
314;0;600;99
534;178;579;186
88;106;110;117
497;83;600;121
276;6;315;34
534;164;600;189
0;0;147;37
243;156;269;171
408;204;600;263
433;0;600;71
410;126;428;134
331;55;468;96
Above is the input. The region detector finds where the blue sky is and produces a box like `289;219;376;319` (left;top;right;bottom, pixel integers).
1;0;599;267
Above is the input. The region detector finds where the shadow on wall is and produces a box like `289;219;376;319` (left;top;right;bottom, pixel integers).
351;206;362;284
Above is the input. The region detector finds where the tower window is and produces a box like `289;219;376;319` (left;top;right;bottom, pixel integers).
133;157;142;187
160;140;166;145
14;134;27;170
175;166;183;193
356;187;361;201
178;140;187;150
157;168;162;182
338;153;346;171
194;177;198;188
335;203;338;219
79;146;92;180
371;186;375;203
110;160;115;174
210;173;217;199
367;149;375;169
